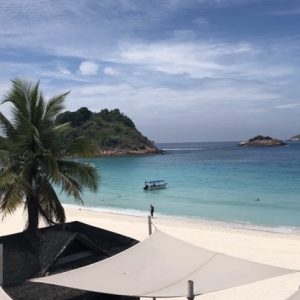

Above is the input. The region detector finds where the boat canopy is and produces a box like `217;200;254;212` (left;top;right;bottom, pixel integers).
145;180;165;184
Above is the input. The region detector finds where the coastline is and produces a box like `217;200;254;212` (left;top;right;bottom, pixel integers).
1;205;300;299
63;203;300;235
95;146;163;157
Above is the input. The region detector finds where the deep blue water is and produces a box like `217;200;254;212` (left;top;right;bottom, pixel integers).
61;141;300;228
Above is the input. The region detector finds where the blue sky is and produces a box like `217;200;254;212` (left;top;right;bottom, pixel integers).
0;0;299;142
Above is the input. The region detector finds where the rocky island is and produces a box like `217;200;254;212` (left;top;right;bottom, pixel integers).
239;135;287;147
56;107;162;156
289;134;300;141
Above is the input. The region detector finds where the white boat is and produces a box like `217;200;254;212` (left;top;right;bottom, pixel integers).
143;180;167;190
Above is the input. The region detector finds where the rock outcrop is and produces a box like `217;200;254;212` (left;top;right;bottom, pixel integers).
289;134;300;141
239;135;287;147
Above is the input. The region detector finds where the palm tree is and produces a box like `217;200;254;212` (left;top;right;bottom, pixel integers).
0;79;99;231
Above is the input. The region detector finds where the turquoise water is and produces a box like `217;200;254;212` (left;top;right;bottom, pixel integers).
62;142;300;228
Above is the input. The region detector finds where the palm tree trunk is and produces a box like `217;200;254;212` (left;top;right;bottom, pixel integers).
26;194;39;231
26;166;39;231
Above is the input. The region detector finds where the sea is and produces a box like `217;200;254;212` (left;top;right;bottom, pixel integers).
62;141;300;232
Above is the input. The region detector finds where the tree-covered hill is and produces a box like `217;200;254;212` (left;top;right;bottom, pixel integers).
56;107;161;156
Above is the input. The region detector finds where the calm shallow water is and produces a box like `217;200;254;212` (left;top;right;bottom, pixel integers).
61;142;300;228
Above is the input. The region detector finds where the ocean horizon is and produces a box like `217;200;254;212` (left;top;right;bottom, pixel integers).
61;141;300;232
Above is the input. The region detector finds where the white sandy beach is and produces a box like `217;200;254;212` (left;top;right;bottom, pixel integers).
1;206;300;300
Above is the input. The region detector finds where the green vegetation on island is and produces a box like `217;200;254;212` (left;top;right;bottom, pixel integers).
55;107;161;156
0;80;99;230
239;135;287;147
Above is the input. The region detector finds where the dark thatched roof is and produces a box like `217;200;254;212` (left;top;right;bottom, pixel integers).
0;221;138;300
6;281;136;300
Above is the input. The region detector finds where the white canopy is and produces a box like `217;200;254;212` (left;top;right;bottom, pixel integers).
0;288;12;300
33;230;295;298
288;289;300;300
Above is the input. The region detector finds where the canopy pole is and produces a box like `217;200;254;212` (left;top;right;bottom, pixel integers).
148;215;152;235
147;217;156;300
0;244;3;287
187;280;194;300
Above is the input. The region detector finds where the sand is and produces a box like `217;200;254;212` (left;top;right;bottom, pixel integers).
1;205;300;300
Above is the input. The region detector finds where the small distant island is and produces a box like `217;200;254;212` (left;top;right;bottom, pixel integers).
239;135;287;147
289;134;300;141
56;107;162;156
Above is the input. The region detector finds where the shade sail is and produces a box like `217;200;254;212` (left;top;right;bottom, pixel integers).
288;289;300;300
0;288;12;300
32;230;295;298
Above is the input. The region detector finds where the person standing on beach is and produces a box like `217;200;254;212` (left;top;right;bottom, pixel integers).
150;205;154;218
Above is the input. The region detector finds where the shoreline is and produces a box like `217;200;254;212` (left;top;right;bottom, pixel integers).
63;203;300;235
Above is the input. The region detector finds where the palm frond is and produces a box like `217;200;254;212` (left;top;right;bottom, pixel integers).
0;150;11;166
38;177;66;224
0;112;15;137
65;136;98;157
0;171;26;216
44;92;69;121
57;159;99;192
2;79;31;120
54;171;84;202
0;166;18;187
29;81;40;123
38;151;60;182
52;122;71;135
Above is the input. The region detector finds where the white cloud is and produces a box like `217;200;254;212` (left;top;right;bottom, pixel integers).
78;61;99;76
57;65;72;75
118;42;224;77
103;67;119;76
115;40;292;80
193;17;210;26
78;83;131;96
275;103;300;109
269;7;300;16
